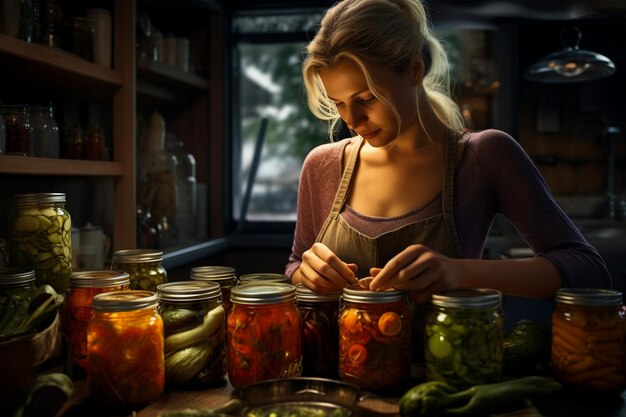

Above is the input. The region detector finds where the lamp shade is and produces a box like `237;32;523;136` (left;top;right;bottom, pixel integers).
524;27;616;83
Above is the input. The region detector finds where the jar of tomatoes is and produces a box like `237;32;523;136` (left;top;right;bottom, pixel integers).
190;265;237;315
425;288;503;390
227;283;302;390
111;249;167;291
295;283;341;378
64;270;130;375
157;281;226;388
9;193;72;293
339;284;411;390
238;273;290;285
552;288;625;392
87;290;164;409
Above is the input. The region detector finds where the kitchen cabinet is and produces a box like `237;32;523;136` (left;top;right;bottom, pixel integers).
0;0;226;265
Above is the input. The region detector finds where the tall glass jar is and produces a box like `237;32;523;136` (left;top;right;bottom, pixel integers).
190;266;237;316
63;270;130;375
165;134;196;244
339;284;411;390
111;249;167;291
551;288;625;392
238;273;290;285
87;290;164;409
9;193;72;293
227;283;302;390
295;283;341;378
1;104;32;156
29;104;59;158
157;281;226;388
0;268;38;333
425;288;503;390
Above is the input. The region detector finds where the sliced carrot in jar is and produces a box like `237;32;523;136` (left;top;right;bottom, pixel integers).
348;343;368;365
378;311;402;336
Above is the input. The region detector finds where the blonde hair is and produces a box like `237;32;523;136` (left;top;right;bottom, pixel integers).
302;0;464;140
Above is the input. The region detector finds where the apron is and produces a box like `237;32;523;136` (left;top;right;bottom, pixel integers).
315;130;463;277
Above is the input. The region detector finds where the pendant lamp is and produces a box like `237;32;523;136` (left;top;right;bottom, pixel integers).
524;27;616;83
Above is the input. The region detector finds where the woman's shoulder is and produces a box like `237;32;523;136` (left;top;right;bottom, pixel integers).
462;128;525;161
303;137;354;170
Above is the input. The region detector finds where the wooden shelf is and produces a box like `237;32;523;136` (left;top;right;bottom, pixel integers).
0;155;124;176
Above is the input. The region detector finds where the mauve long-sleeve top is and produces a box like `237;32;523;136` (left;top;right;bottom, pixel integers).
285;129;612;289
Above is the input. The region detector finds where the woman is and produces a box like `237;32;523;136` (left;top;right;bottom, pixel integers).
286;0;611;304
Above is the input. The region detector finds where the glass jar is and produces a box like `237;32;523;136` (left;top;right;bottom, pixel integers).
63;270;130;375
1;104;32;156
111;249;167;292
238;273;290;285
29;104;59;158
157;281;226;388
68;16;95;62
552;288;626;392
190;266;237;316
63;125;83;159
0;268;38;333
227;283;302;389
84;124;106;161
165;134;197;244
9;193;72;293
87;290;164;409
425;288;503;390
295;283;341;378
339;284;411;390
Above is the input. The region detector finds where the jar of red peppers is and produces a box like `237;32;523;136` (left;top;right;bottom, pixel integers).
227;283;302;390
339;284;411;390
191;265;237;316
295;283;341;378
1;104;32;156
425;288;503;390
238;273;290;285
87;290;164;409
552;288;625;392
157;281;226;388
64;270;130;375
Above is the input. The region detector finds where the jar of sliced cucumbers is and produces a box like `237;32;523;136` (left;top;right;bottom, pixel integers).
157;281;226;388
111;249;167;291
425;288;503;390
8;193;72;293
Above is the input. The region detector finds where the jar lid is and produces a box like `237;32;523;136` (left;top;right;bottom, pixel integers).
0;267;36;285
555;288;623;307
239;273;290;285
92;290;157;312
71;270;130;288
295;283;342;302
231;283;296;305
431;288;501;309
157;281;221;302
112;249;163;263
13;193;66;205
191;266;236;286
342;283;406;303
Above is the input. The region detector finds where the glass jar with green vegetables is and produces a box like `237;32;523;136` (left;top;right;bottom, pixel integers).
157;281;226;388
190;266;237;316
9;193;72;293
0;267;38;335
425;288;503;390
111;249;167;291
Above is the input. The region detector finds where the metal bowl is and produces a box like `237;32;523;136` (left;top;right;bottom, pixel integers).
240;377;361;416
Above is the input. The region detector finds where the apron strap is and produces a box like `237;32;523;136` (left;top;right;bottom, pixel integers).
328;136;363;219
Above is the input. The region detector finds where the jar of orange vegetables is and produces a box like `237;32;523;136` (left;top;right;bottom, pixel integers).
552;288;625;392
87;290;164;409
339;284;411;390
64;270;130;376
227;283;302;390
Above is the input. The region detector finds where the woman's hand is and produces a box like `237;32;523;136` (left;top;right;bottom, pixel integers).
368;244;464;304
296;242;358;293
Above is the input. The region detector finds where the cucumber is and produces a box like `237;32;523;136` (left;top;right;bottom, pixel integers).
161;308;204;335
164;305;225;352
165;343;213;383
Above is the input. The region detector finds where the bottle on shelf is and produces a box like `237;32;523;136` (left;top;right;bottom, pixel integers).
165;133;197;244
30;103;60;158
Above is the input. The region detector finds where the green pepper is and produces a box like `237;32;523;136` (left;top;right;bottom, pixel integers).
399;376;562;416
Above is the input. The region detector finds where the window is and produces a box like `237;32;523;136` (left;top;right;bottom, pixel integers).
231;9;328;231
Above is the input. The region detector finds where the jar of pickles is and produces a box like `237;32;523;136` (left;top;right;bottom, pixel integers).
425;288;503;390
227;283;302;389
87;290;164;409
295;283;341;378
190;266;236;315
157;281;226;388
9;193;72;293
63;270;130;375
238;273;290;285
111;249;167;291
0;268;38;332
339;284;411;390
551;288;625;392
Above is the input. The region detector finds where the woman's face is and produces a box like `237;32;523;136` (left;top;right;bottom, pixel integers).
319;58;419;148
